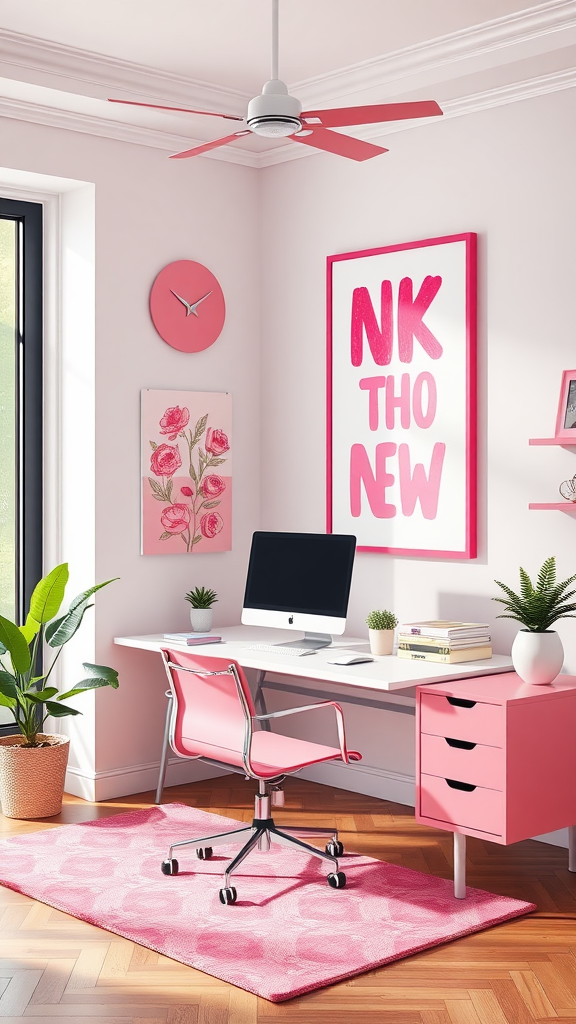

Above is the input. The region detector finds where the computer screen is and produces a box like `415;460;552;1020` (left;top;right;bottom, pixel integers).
241;531;356;645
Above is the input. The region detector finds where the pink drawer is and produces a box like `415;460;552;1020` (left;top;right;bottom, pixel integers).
420;733;503;791
420;692;503;746
419;773;503;836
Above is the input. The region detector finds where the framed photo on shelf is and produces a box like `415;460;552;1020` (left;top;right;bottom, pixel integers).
555;370;576;437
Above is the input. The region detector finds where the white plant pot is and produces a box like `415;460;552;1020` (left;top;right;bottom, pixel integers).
369;628;395;656
511;629;564;685
189;608;213;633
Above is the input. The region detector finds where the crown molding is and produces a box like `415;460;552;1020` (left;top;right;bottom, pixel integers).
293;0;576;106
1;65;574;169
0;27;247;115
0;95;260;167
1;2;575;117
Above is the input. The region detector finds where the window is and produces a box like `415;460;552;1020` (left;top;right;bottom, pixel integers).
0;198;42;730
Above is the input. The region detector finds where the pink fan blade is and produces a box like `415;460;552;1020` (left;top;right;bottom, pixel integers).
293;128;387;162
170;131;252;159
108;98;244;121
301;100;442;129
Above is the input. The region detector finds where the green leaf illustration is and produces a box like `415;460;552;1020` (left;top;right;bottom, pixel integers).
202;500;221;510
208;457;227;467
159;531;172;541
149;440;158;450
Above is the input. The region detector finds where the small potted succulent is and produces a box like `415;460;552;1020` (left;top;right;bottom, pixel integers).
185;586;218;633
366;609;398;656
0;563;119;819
494;556;576;685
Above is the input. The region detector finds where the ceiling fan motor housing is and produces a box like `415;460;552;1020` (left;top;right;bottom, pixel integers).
247;79;302;137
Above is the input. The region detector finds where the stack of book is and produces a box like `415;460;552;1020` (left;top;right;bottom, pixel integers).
397;621;492;663
163;632;223;646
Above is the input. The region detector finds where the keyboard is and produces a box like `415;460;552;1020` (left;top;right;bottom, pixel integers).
242;644;317;657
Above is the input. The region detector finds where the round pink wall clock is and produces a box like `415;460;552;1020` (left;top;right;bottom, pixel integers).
149;260;226;352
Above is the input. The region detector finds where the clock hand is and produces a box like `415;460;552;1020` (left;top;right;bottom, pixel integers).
170;288;193;314
188;290;213;317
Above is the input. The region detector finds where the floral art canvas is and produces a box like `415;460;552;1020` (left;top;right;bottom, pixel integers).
141;390;232;555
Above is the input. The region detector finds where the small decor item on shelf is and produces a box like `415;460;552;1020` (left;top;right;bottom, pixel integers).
494;556;576;685
559;475;576;501
0;564;119;819
185;586;218;632
366;609;398;656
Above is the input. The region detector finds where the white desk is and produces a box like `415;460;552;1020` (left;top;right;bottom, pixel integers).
114;626;513;803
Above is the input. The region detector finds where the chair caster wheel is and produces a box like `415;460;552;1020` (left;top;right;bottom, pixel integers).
161;859;179;876
327;871;346;889
326;840;344;857
196;847;213;860
219;886;237;905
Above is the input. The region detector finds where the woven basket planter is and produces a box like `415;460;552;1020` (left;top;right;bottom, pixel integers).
0;734;70;819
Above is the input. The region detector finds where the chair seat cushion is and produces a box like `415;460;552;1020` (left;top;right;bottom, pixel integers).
178;728;343;777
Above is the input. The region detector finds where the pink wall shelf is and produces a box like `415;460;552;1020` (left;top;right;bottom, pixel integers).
529;437;576;449
529;502;576;517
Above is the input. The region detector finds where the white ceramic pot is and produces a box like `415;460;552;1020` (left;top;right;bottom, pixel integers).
189;607;213;633
511;629;564;685
369;628;395;656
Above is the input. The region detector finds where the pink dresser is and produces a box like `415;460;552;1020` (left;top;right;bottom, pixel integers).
415;672;576;896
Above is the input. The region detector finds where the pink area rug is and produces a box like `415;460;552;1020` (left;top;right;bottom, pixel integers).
0;803;534;1002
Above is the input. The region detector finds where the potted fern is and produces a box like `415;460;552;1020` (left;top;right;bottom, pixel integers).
185;586;218;632
366;609;398;656
0;563;119;818
493;556;576;685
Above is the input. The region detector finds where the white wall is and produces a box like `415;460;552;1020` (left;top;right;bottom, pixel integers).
0;117;261;798
259;89;576;841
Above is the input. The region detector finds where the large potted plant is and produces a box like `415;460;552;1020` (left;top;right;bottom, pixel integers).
0;563;119;818
493;556;576;685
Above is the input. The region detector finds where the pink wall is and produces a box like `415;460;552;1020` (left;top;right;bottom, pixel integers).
259;89;576;666
0;117;261;796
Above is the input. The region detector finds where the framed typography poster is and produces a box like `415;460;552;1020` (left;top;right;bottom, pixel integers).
327;233;477;558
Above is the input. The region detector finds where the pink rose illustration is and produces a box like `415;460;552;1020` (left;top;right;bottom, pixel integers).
201;475;225;498
160;503;191;534
205;428;230;457
159;406;190;440
200;511;223;538
150;444;182;478
181;486;193;497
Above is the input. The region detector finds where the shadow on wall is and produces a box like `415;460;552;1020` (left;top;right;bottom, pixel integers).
437;593;517;656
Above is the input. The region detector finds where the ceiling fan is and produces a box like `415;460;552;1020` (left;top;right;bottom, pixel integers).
109;0;442;162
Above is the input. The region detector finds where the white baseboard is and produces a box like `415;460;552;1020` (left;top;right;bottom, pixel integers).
299;760;416;807
533;827;569;850
65;757;227;802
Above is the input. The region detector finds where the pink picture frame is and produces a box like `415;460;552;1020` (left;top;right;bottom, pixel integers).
554;370;576;438
141;389;232;556
327;233;477;559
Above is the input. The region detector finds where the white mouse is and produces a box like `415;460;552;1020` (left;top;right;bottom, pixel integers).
328;653;374;665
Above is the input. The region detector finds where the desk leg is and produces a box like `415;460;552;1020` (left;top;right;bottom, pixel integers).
253;671;271;732
155;691;173;805
454;832;466;899
569;826;576;872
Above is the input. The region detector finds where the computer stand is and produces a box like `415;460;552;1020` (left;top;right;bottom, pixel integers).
279;632;332;650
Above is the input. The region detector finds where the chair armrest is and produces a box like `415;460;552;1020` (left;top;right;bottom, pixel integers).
254;701;360;764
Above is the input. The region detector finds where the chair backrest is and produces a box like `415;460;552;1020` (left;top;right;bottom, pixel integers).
161;649;256;762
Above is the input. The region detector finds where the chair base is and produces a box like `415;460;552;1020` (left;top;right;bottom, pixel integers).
162;812;346;898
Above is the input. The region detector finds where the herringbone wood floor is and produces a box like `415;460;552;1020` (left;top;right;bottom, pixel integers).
0;775;575;1023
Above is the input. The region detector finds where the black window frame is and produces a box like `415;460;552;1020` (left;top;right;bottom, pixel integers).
0;197;43;734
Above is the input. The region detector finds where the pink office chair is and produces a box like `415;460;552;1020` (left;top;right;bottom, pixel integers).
160;648;362;905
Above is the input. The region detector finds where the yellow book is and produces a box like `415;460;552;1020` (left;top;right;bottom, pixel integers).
397;646;492;664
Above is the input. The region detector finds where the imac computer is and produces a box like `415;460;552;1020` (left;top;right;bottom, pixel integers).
241;531;356;650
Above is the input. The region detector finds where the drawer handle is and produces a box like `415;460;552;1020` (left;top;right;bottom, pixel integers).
445;737;476;750
446;778;476;792
446;697;477;709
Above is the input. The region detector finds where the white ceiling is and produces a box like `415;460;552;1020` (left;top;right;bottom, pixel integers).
1;0;575;166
